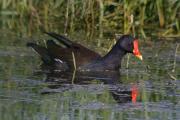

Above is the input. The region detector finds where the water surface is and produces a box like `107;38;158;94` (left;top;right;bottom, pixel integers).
0;29;179;120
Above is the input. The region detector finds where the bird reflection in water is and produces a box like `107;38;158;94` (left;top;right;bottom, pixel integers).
37;69;138;104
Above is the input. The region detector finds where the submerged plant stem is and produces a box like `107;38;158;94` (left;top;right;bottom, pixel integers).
172;43;179;72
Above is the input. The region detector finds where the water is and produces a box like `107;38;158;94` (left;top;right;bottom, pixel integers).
0;29;180;120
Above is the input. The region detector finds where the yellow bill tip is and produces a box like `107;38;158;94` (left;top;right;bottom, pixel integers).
136;55;143;61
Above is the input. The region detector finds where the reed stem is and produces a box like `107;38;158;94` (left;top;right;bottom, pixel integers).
72;51;77;70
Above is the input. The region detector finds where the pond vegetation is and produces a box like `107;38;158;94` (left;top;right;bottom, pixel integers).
0;0;180;38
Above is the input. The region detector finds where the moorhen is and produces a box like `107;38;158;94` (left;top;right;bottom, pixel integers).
27;32;142;71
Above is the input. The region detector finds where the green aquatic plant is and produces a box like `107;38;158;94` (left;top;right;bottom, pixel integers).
0;0;179;38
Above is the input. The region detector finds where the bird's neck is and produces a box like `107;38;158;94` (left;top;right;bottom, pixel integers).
102;46;126;70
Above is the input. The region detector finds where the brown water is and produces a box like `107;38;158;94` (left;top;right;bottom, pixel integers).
0;28;180;120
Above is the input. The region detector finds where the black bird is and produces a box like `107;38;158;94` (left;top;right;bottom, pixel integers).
27;32;142;71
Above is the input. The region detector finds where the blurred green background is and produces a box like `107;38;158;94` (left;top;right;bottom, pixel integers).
0;0;180;38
